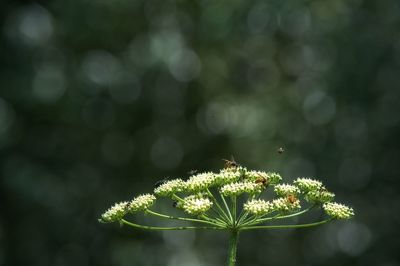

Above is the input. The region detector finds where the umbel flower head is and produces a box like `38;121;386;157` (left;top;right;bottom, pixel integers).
294;178;323;192
323;202;355;219
100;161;354;227
215;167;244;184
272;197;301;212
128;194;156;212
181;195;213;215
244;199;274;216
274;184;300;196
185;172;217;192
100;160;355;266
305;189;335;204
245;171;282;184
154;179;185;197
220;181;264;196
99;201;129;223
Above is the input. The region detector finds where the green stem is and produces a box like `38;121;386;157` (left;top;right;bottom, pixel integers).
207;189;231;223
236;194;257;226
256;205;315;223
227;230;239;266
201;214;228;227
146;210;224;227
172;194;184;202
220;194;233;223
240;218;333;231
238;213;259;227
236;212;249;226
232;196;237;226
240;205;316;227
121;219;224;231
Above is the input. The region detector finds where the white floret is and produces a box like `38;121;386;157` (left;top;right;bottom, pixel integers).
294;178;323;192
274;184;300;196
272;197;301;212
323;202;354;219
244;199;274;216
220;181;263;196
128;194;156;212
185;172;217;191
100;201;129;223
245;170;282;185
215;167;244;184
154;179;185;196
182;195;213;215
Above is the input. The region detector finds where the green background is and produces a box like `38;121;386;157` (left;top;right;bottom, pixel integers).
1;0;399;265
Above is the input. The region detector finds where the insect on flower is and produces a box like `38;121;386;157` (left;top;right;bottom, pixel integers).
287;194;296;204
255;175;269;187
222;156;239;168
277;147;285;154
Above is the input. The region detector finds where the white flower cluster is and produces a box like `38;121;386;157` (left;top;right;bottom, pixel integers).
244;199;274;215
294;178;323;192
100;164;354;224
215;167;244;184
185;172;217;192
220;181;264;196
245;171;282;184
154;179;185;196
305;189;335;204
100;201;129;223
272;197;301;212
294;178;334;204
128;194;156;212
181;195;213;215
323;202;354;219
274;184;300;196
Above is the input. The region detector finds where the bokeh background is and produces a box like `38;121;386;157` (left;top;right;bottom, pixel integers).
1;0;400;265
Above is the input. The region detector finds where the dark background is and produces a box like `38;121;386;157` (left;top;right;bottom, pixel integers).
1;0;400;265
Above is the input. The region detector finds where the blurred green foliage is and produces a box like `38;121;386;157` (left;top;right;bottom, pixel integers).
1;0;400;265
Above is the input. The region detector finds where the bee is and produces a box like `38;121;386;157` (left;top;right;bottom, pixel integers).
277;147;285;154
187;169;198;175
222;156;239;168
154;178;169;189
172;201;178;208
287;194;297;204
255;175;269;187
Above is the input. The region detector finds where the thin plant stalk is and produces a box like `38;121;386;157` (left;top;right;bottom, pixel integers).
228;230;239;266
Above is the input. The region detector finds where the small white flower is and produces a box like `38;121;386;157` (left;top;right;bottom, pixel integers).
294;178;323;192
185;172;217;191
274;184;300;196
220;181;263;196
182;195;213;215
154;179;185;196
323;202;354;219
244;199;274;216
128;194;156;212
273;197;301;212
100;201;129;223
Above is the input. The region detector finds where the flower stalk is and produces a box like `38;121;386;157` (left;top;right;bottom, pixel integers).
228;230;239;266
